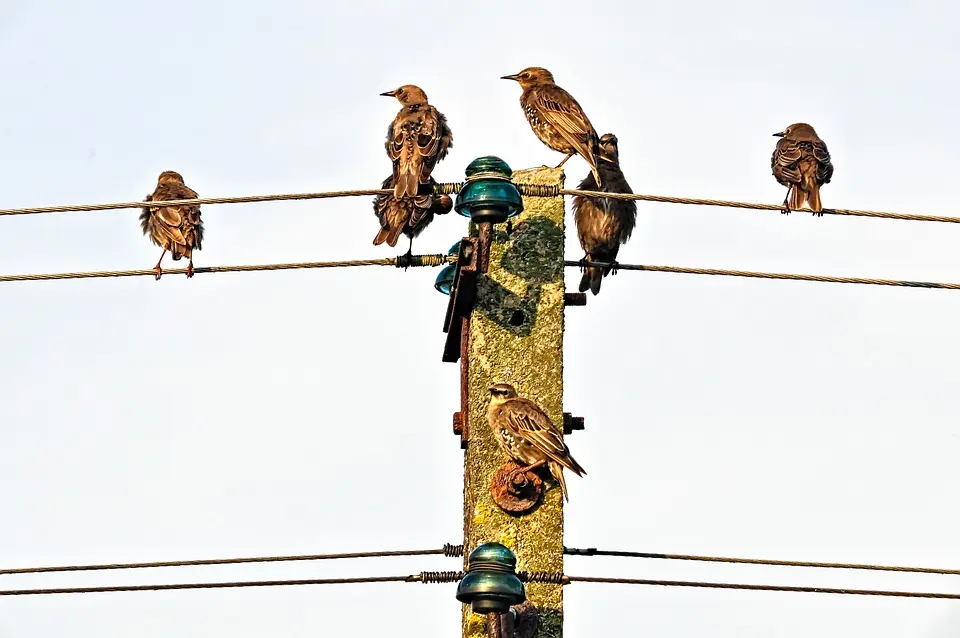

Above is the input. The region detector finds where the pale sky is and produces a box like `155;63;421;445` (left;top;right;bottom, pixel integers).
2;0;960;636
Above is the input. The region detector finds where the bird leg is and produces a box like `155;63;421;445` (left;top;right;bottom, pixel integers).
578;257;589;273
781;189;792;216
152;248;167;281
186;257;195;279
554;154;574;169
517;459;546;474
608;260;621;276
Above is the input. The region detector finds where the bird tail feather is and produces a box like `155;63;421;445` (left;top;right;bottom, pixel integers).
789;184;807;211
373;226;391;246
549;461;570;502
578;256;603;296
383;223;404;248
806;184;822;212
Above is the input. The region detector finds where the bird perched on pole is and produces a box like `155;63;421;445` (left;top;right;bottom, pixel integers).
501;67;602;187
771;123;834;216
140;170;203;280
572;133;637;296
372;174;453;256
487;383;586;502
381;85;453;200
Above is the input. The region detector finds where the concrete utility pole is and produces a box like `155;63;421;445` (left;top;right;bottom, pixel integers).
443;159;579;638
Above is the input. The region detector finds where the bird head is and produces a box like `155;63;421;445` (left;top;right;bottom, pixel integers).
380;85;429;106
774;123;820;142
157;170;185;185
488;383;519;404
598;133;620;164
500;67;554;90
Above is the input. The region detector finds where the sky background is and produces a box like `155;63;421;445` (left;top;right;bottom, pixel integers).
1;0;960;635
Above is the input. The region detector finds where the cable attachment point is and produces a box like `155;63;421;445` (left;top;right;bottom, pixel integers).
517;571;568;585
443;544;465;558
414;570;464;584
516;183;560;198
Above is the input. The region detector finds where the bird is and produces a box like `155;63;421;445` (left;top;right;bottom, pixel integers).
372;174;453;256
572;133;637;296
381;85;453;200
501;67;602;187
140;170;203;280
771;123;834;216
487;382;586;502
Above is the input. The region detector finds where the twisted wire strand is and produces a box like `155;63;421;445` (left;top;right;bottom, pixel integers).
565;576;960;600
0;182;956;226
564;547;960;576
563;260;960;290
0;254;453;284
0;547;459;577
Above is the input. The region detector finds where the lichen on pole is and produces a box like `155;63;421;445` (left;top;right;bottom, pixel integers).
459;162;567;638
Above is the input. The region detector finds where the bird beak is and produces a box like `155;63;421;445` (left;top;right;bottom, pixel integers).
772;132;784;137
380;90;397;97
500;74;519;81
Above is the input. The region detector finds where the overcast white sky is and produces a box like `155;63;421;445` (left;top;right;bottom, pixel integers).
2;0;960;635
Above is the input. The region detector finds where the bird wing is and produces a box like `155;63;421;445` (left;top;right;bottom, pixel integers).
149;183;200;246
531;85;598;160
771;138;803;185
385;120;403;163
505;398;570;461
811;140;834;184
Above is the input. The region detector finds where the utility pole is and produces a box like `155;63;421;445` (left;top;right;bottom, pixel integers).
442;158;581;638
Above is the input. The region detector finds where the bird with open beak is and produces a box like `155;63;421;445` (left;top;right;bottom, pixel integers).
572;133;637;295
771;123;834;216
501;67;603;187
140;170;203;280
487;382;586;502
372;174;453;256
380;85;453;201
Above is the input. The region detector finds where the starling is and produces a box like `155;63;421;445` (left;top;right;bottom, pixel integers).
572;133;637;296
771;123;834;216
140;170;203;280
372;174;453;256
381;85;453;200
487;382;586;502
501;67;602;187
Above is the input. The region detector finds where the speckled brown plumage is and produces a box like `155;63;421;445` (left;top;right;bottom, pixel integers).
501;67;602;187
381;85;453;200
139;170;203;280
771;122;834;216
572;133;637;296
487;383;586;502
372;174;452;255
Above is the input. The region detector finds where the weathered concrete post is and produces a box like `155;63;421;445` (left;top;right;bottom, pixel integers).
452;158;568;638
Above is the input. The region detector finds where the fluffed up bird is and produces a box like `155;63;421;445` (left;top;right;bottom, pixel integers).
572;133;637;296
771;123;834;216
381;85;453;200
501;67;602;187
487;382;586;502
372;174;453;256
140;170;203;280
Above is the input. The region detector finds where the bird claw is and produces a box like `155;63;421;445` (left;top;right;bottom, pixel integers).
186;262;195;278
609;260;620;276
153;266;163;281
781;204;791;216
578;258;589;274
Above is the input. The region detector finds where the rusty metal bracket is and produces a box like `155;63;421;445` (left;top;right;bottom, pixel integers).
442;237;480;364
564;292;587;306
490;461;544;515
563;413;584;435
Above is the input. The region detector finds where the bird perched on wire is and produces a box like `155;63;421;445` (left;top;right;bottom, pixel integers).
501;67;602;187
381;85;453;200
771;123;834;216
140;170;203;280
372;174;453;256
572;133;637;296
487;383;586;502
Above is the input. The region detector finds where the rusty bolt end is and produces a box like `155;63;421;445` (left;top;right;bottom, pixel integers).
490;461;543;515
563;413;585;435
511;601;540;638
453;412;463;436
564;292;587;307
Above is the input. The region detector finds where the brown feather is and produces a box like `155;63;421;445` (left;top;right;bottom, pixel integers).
771;123;833;213
140;171;203;261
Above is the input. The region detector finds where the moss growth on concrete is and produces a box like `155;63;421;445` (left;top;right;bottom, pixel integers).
462;166;567;638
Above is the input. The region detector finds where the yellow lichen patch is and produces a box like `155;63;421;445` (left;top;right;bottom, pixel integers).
462;166;567;638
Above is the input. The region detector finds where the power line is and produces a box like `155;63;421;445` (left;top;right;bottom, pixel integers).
0;254;452;284
0;183;957;226
0;545;465;576
563;547;960;576
564;261;960;290
6;572;960;602
559;188;960;224
563;576;960;600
